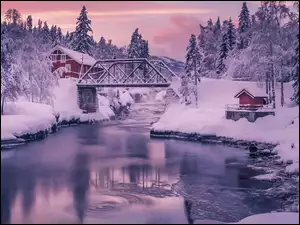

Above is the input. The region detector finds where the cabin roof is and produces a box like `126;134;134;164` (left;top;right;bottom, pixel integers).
234;88;268;99
51;45;96;66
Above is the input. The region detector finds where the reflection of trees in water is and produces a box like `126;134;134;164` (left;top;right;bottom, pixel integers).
126;134;148;159
77;125;103;146
1;164;19;224
71;152;91;223
20;167;37;219
179;153;199;176
90;164;175;197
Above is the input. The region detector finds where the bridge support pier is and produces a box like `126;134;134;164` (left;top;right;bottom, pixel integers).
77;86;98;113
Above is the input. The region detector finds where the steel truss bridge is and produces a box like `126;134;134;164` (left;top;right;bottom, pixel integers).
77;58;179;88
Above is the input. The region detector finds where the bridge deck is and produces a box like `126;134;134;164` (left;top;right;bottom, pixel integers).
77;83;171;88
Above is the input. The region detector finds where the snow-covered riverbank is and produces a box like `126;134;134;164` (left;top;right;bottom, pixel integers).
151;78;299;174
1;79;117;144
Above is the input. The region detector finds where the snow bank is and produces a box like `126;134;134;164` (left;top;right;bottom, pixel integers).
152;78;299;173
53;78;82;122
119;90;135;106
1;101;57;138
155;90;167;102
194;212;299;224
1;78;114;141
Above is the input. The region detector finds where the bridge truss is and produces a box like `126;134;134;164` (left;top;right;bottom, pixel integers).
77;58;179;88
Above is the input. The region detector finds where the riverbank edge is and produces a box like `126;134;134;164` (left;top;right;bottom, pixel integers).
1;117;111;149
150;129;277;152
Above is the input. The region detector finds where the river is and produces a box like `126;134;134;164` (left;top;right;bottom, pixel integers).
1;100;295;224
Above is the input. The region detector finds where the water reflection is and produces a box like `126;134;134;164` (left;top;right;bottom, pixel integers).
71;152;91;223
0;124;287;224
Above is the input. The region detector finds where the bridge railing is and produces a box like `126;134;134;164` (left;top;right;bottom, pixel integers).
77;58;179;87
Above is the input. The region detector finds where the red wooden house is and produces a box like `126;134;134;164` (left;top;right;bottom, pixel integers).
234;88;268;105
50;45;101;79
226;88;274;122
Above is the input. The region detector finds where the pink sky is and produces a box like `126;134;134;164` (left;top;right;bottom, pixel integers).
0;1;295;60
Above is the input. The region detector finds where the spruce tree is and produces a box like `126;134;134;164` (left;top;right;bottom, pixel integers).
56;27;63;45
238;2;251;33
214;16;221;34
207;18;214;31
128;28;142;58
41;21;51;45
185;34;200;79
216;32;228;74
26;15;32;32
71;5;94;55
50;25;57;45
227;17;236;51
237;2;251;49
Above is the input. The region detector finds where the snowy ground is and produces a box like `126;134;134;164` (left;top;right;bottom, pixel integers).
152;78;299;174
195;212;299;224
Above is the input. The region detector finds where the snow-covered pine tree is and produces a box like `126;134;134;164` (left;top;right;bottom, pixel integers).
185;34;200;106
216;31;229;75
214;17;221;35
37;19;43;32
207;18;214;31
141;40;149;59
26;15;32;32
4;8;22;25
56;27;63;45
95;36;108;59
237;2;251;49
41;21;51;45
50;25;57;46
128;28;141;58
227;17;236;51
238;2;251;33
185;34;200;77
70;5;94;55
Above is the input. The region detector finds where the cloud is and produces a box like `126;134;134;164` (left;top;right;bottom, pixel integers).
1;1;213;16
152;15;203;60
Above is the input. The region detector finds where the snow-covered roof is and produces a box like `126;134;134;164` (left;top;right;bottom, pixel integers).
51;45;97;66
234;87;268;99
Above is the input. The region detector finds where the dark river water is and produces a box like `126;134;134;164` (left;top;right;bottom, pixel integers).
1;102;296;224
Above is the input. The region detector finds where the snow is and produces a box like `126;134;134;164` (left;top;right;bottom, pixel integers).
234;212;299;224
119;90;135;106
1;78;114;141
1;101;57;138
52;45;97;66
152;78;299;173
155;90;167;102
195;212;299;224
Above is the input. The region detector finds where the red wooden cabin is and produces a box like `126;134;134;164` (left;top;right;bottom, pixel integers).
50;45;101;79
234;88;268;110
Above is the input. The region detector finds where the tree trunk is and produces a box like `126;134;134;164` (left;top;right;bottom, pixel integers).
268;75;272;105
271;64;276;109
281;80;284;107
1;94;5;115
194;62;198;107
266;72;269;103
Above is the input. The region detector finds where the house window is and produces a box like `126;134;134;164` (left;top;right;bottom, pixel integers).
65;64;71;71
61;54;66;63
50;55;56;62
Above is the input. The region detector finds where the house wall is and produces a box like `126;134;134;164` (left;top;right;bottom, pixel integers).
51;50;81;78
253;97;265;105
239;93;255;105
51;49;102;79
